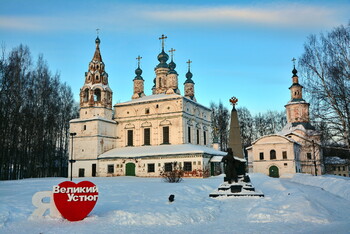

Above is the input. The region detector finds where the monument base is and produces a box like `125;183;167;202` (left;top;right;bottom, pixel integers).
209;175;264;198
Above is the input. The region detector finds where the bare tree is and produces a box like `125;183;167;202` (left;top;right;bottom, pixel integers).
237;107;254;147
299;22;350;151
210;101;230;151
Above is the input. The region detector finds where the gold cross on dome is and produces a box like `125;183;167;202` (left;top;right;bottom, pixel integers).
159;34;167;50
292;57;296;66
169;48;176;60
96;28;100;36
136;55;142;67
186;59;192;70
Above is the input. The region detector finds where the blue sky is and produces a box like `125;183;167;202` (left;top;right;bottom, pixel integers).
1;0;349;114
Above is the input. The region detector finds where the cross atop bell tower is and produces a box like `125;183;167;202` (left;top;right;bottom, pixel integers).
186;59;192;71
159;34;167;50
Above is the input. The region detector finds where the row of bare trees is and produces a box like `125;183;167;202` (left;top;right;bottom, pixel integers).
0;45;78;180
210;102;286;151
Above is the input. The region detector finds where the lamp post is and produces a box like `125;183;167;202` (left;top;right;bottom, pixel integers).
69;132;77;181
312;140;317;176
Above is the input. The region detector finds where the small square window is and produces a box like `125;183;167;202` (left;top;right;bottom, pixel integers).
184;162;192;172
259;152;264;160
193;161;196;165
107;164;114;173
307;153;312;160
198;161;201;165
284;163;288;166
164;163;172;172
148;164;155;173
282;151;287;159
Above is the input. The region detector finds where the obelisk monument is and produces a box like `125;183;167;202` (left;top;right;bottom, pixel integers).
228;97;244;159
228;97;246;175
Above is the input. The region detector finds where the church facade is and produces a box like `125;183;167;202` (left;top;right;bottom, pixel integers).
246;65;324;177
69;36;226;178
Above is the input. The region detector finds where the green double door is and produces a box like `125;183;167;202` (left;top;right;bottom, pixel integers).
126;163;136;176
269;166;279;178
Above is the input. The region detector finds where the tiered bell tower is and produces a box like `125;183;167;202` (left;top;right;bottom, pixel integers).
285;59;310;124
154;34;170;94
69;35;116;178
79;36;113;120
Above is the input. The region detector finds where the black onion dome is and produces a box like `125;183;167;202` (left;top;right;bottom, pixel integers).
134;66;143;80
168;60;178;74
156;49;169;68
186;70;193;79
292;66;298;77
184;70;194;84
95;36;100;45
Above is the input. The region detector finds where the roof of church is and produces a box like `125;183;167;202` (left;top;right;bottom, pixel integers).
279;122;318;136
250;134;301;145
115;93;211;110
98;144;227;159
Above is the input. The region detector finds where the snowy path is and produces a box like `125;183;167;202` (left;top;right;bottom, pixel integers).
1;174;350;234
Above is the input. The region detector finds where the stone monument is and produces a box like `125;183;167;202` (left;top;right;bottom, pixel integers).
209;97;264;197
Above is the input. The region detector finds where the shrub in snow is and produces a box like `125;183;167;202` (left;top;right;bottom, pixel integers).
160;161;184;183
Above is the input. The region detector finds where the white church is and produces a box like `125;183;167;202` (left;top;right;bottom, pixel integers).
69;35;226;178
246;64;324;177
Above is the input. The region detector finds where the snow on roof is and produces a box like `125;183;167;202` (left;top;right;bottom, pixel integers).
279;123;318;136
70;116;116;124
324;156;349;165
209;156;223;162
251;134;300;145
99;144;227;159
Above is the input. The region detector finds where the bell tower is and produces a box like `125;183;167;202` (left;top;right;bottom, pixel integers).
285;58;310;124
184;59;196;102
132;55;145;99
166;48;180;95
79;36;113;120
154;34;170;94
69;35;116;178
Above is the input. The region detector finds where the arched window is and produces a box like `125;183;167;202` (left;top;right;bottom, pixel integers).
270;150;276;160
84;89;89;102
96;75;99;81
94;89;101;102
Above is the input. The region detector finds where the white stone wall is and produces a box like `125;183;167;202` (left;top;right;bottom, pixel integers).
69;159;98;178
98;155;210;177
114;96;212;148
251;135;300;176
287;133;324;175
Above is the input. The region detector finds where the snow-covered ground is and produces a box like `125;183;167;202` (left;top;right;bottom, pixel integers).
1;173;350;234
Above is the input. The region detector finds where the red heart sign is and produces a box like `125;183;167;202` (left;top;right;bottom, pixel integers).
53;181;98;222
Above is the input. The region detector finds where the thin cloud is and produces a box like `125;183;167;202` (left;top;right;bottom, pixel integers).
0;2;348;32
143;4;345;28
